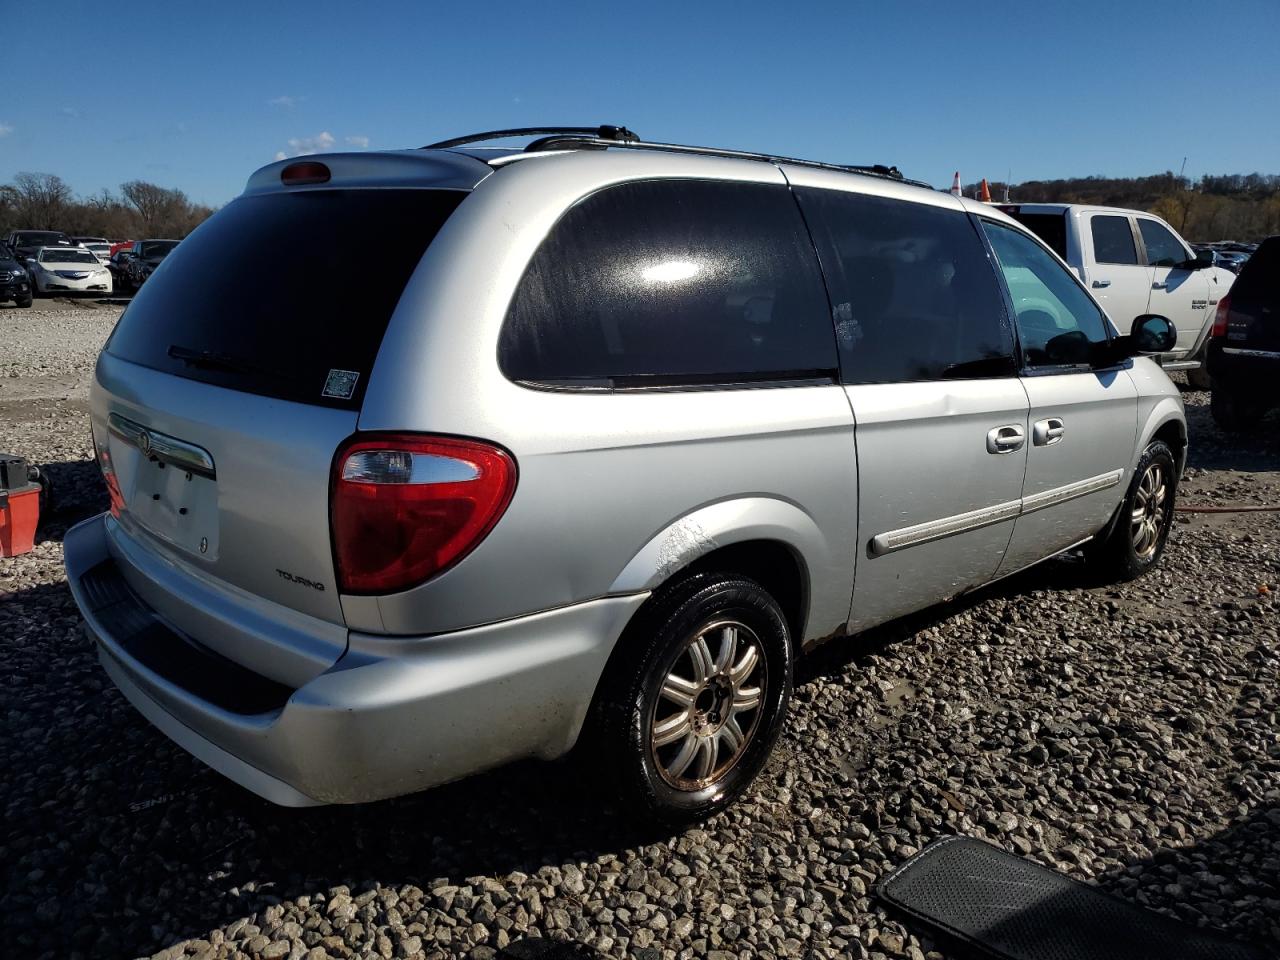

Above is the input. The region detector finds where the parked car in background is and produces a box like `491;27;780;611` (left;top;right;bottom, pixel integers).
0;241;33;307
1214;250;1249;274
27;246;113;295
109;240;135;258
998;204;1234;389
1207;236;1279;430
106;250;134;291
4;229;77;262
64;131;1187;824
73;237;114;263
122;239;179;289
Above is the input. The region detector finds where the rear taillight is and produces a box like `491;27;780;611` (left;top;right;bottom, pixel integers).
331;434;516;595
1211;292;1232;338
92;427;125;517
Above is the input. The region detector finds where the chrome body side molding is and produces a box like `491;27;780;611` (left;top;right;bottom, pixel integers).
870;469;1124;556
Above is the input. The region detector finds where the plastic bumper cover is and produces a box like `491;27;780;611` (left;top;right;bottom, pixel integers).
65;513;648;805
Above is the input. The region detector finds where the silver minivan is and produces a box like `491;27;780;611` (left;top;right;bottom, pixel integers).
64;127;1187;824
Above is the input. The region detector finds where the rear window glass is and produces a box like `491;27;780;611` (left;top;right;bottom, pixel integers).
1005;212;1068;260
499;179;837;387
1232;237;1278;300
1090;215;1139;265
106;189;464;408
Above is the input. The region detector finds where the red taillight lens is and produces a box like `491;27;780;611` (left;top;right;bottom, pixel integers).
1211;292;1232;338
93;429;125;517
331;434;516;595
281;161;330;185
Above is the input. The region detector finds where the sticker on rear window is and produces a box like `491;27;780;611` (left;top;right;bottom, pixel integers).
322;369;360;399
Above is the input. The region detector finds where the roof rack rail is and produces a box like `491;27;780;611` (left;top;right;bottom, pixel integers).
423;125;640;150
521;134;927;188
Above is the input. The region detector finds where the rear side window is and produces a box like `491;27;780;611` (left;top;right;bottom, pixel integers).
797;188;1016;383
498;179;836;387
106;189;464;408
1005;212;1068;260
1137;219;1187;267
1090;215;1139;265
984;220;1110;367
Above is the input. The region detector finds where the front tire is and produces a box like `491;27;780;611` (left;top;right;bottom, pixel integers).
1087;440;1177;582
594;572;793;827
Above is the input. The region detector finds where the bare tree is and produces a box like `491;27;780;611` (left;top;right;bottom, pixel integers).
121;180;190;236
10;172;73;229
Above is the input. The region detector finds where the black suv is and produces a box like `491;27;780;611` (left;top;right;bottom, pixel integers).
0;242;33;308
4;229;76;263
1207;236;1279;430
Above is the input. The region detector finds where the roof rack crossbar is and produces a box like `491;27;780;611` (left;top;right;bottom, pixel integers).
519;135;925;187
423;125;639;150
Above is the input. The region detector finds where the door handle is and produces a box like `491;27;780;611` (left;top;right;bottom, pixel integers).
1152;281;1168;289
986;424;1025;454
1091;279;1111;288
1033;417;1065;446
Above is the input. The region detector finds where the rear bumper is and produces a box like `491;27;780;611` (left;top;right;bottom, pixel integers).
65;513;648;805
1207;340;1280;397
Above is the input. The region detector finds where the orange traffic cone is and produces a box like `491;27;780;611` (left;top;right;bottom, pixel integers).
950;172;962;197
980;179;991;203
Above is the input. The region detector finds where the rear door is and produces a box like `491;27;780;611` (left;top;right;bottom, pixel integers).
1137;216;1209;357
980;219;1137;576
794;183;1027;632
96;184;467;630
1084;212;1153;334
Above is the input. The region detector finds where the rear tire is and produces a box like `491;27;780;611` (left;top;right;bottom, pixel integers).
1211;387;1265;432
1086;440;1177;582
592;572;792;827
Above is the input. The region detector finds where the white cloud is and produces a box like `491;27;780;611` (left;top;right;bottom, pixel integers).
274;151;287;162
344;135;370;149
61;107;80;119
281;131;336;157
0;123;12;137
268;95;303;108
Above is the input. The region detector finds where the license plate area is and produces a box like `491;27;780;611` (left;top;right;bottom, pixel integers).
126;457;219;560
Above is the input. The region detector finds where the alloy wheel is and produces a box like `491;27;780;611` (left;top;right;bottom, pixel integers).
1130;462;1168;560
649;620;767;791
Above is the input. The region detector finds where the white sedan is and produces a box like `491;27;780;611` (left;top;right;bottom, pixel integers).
27;246;113;295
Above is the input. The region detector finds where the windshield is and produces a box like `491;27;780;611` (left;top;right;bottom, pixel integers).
40;249;99;263
139;241;179;258
18;232;70;246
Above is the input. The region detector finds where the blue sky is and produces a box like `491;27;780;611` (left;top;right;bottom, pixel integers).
3;0;1277;206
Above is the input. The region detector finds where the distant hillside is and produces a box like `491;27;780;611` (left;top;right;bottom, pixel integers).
962;172;1280;242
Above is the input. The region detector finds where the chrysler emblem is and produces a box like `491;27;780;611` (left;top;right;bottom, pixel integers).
138;431;152;457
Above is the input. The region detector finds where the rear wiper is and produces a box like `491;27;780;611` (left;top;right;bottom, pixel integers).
167;344;266;377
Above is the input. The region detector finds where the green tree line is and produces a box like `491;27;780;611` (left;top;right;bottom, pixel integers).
0;172;216;241
966;171;1280;241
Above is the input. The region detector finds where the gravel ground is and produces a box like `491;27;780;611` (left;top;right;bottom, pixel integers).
2;299;1277;960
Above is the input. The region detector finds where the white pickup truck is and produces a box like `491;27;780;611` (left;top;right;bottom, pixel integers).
998;203;1234;387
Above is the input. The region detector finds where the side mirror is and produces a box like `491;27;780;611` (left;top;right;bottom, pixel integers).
1131;314;1177;354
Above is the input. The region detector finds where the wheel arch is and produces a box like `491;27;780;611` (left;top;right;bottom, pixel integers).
1141;405;1188;477
608;497;840;649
